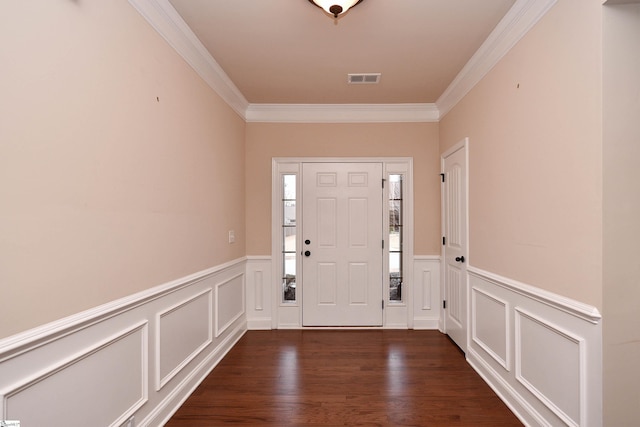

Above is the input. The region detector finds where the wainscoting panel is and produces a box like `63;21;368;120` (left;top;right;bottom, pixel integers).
245;257;273;330
2;322;148;427
472;287;509;371
412;256;440;329
247;256;438;330
157;289;213;390
0;258;248;427
516;308;583;426
215;273;245;337
466;267;602;427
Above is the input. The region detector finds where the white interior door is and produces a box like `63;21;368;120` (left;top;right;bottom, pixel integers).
442;142;468;352
302;162;383;326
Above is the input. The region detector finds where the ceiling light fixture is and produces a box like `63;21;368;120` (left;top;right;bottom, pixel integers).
308;0;364;19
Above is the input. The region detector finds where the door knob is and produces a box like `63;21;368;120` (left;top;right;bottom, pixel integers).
304;251;311;257
455;256;465;263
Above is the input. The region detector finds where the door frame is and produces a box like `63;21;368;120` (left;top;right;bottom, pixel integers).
271;157;414;329
440;138;470;348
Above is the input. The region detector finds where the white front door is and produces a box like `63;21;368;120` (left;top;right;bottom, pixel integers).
302;162;383;326
442;142;468;352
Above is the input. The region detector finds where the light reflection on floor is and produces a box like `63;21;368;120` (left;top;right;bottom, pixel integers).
386;345;407;395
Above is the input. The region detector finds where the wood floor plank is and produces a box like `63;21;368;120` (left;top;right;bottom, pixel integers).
166;330;522;426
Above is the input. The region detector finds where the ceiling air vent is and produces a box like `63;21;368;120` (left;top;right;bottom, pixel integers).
348;73;381;84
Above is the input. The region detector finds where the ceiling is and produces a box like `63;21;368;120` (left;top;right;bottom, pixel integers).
168;0;516;105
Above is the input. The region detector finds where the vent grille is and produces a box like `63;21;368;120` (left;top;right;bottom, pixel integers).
348;73;381;84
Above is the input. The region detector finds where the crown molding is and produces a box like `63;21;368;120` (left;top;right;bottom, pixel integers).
127;0;249;118
245;103;439;123
129;0;556;123
436;0;557;118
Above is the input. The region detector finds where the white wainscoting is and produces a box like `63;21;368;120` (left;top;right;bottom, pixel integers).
245;256;273;330
466;266;602;427
0;258;247;427
412;256;441;330
245;255;440;330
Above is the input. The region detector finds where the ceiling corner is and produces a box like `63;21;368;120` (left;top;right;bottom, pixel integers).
129;0;557;124
127;0;250;119
436;0;558;118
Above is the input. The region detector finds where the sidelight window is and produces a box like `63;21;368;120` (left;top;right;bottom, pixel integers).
282;174;297;302
389;174;403;302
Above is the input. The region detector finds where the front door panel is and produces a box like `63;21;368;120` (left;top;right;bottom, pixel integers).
302;163;383;326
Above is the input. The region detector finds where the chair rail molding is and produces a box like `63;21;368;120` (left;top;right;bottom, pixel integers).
0;258;248;426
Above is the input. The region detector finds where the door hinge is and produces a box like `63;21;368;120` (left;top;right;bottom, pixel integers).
382;300;385;309
382;239;385;249
382;178;386;188
442;236;446;246
440;173;445;183
443;300;447;309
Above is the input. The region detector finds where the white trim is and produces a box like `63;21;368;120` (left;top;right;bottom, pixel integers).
412;257;440;330
0;260;248;427
245;257;273;330
468;266;602;324
155;289;213;391
128;0;557;123
246;318;272;330
144;324;246;427
467;347;548;427
246;255;271;262
514;307;585;427
413;255;440;261
467;270;602;426
1;322;149;426
471;287;511;371
245;103;439;123
271;158;414;329
412;319;440;330
0;257;247;361
436;0;558;117
126;0;249;118
214;273;246;338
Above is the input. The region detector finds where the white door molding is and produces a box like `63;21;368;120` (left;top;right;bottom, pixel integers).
271;157;414;329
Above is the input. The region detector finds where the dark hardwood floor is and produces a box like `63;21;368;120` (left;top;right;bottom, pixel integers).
166;330;522;426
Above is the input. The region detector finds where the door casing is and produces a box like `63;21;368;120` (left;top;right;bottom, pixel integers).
271;158;414;329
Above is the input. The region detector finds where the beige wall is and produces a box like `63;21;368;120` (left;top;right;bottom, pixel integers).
245;122;440;256
0;0;246;338
603;3;640;424
439;0;603;308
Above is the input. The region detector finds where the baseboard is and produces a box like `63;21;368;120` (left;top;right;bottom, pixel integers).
412;317;440;330
247;318;272;330
467;347;547;427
